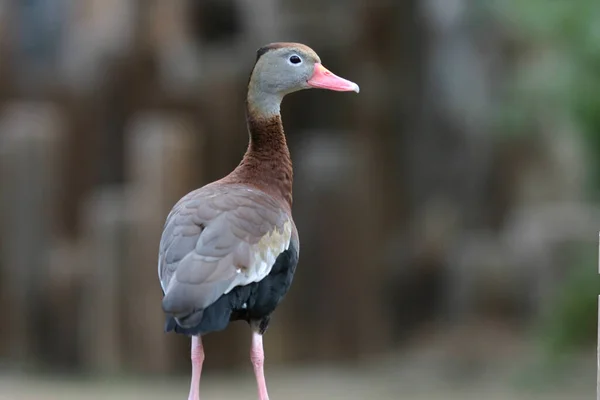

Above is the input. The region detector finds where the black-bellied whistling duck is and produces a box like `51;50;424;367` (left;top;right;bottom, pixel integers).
158;42;359;400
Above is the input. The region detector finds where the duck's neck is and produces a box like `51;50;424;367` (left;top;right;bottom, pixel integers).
228;94;293;210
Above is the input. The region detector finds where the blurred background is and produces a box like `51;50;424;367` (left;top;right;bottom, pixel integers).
0;0;598;399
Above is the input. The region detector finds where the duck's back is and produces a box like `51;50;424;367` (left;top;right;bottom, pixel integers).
159;182;299;335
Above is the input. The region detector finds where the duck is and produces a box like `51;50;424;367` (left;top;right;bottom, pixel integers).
158;42;359;400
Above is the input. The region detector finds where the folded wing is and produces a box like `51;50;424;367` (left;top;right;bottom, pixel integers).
158;183;293;319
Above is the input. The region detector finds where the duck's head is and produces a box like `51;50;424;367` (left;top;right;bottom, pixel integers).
248;42;359;116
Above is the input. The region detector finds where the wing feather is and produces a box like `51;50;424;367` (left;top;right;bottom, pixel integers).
158;184;293;316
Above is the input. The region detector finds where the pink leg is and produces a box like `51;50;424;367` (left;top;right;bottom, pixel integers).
250;332;270;400
188;335;204;400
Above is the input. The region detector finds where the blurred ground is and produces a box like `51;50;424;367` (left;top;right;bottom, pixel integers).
0;369;591;400
0;345;594;400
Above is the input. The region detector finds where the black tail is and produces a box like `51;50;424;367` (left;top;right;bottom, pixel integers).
164;309;205;336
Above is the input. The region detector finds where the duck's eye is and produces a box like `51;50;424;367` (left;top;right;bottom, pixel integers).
289;55;302;65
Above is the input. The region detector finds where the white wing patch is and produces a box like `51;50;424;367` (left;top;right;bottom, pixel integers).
223;219;292;294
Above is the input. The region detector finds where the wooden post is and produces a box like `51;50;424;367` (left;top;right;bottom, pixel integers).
145;0;202;97
60;0;136;92
124;112;199;373
43;238;83;368
0;0;10;86
78;186;129;373
0;102;65;363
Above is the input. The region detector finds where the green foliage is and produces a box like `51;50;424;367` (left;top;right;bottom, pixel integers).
490;0;600;194
537;244;598;359
510;243;599;388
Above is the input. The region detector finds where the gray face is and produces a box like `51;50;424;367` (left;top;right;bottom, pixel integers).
251;48;321;96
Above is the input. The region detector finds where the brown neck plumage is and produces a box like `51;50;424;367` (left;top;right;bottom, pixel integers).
227;103;293;210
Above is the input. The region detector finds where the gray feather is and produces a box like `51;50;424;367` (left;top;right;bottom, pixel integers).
158;183;293;317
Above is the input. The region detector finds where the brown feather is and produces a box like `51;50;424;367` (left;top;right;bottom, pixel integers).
223;112;293;212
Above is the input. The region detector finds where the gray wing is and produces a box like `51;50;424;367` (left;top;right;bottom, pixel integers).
158;183;294;316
